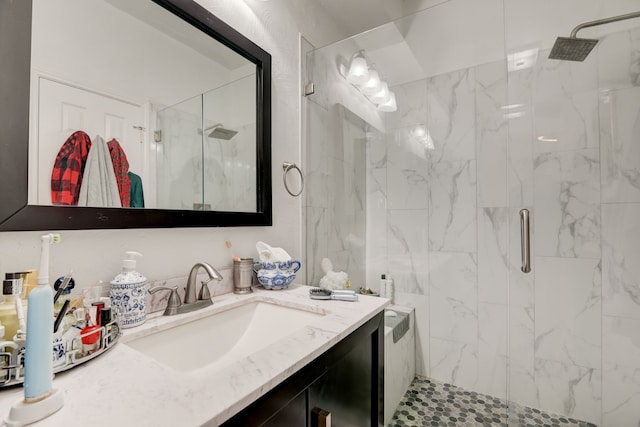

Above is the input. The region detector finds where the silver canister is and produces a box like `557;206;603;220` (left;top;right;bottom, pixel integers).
233;258;254;294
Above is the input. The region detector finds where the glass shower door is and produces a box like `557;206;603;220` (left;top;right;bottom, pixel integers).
506;14;640;426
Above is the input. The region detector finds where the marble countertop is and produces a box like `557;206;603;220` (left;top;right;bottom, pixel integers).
0;284;387;426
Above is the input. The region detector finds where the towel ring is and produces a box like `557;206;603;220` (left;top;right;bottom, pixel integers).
282;162;304;197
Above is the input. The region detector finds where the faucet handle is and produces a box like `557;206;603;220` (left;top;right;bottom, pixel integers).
198;282;212;301
149;286;182;316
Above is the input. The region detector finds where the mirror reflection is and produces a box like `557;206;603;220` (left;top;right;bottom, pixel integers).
29;0;257;212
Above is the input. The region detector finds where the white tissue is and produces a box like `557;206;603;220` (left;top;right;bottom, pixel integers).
256;241;292;262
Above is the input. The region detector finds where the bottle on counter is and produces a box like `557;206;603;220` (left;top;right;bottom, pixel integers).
385;274;394;304
0;273;29;341
379;274;387;298
110;251;147;329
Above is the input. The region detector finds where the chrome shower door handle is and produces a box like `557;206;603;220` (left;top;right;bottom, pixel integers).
520;209;531;273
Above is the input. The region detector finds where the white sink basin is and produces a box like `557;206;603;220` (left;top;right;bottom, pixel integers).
124;301;324;374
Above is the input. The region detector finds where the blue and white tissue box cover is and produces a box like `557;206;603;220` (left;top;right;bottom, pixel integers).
253;260;301;290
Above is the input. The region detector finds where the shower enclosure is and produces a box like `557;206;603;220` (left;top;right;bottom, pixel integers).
303;0;640;425
156;75;257;211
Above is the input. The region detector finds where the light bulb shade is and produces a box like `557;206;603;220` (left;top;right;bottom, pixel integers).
378;92;397;112
346;54;369;85
361;70;381;95
371;81;390;104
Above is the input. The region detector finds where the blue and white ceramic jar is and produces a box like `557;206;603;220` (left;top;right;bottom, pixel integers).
253;260;301;290
110;252;147;328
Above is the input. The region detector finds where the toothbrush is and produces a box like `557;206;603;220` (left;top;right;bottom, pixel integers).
225;240;239;262
7;234;64;425
53;271;73;304
24;233;61;401
37;233;60;286
53;299;70;333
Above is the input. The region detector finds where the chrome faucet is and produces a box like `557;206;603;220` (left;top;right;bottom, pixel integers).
184;262;223;304
150;262;223;316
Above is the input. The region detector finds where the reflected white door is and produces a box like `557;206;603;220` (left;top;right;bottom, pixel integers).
33;77;147;205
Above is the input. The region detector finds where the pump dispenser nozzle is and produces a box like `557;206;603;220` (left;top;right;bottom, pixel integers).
122;251;142;272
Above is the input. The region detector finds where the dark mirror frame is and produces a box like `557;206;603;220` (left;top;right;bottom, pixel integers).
0;0;272;231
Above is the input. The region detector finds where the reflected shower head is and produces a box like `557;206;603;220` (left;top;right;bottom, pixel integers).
549;11;640;62
205;123;238;140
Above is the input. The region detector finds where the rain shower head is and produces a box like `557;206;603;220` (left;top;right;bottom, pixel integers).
549;11;640;62
205;123;238;140
548;36;599;62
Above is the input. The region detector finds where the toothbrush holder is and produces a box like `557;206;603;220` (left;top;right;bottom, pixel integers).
233;258;254;294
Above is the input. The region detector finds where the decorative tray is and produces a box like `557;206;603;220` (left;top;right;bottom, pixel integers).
0;317;121;388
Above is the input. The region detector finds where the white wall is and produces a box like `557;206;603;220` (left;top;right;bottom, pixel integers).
31;0;242;106
0;0;349;290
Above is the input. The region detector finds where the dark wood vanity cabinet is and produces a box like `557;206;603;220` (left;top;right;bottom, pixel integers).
222;311;384;427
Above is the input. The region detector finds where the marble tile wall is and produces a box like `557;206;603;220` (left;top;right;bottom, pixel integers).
305;23;640;427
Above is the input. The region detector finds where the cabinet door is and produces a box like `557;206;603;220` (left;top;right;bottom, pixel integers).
223;388;307;426
308;334;374;427
262;391;307;427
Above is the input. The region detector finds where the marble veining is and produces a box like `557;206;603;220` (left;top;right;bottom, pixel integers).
534;149;601;259
478;207;509;305
427;68;476;163
534;358;602;424
477;303;508;399
429;251;478;344
428;160;477;252
387;79;428;131
533;52;599;153
602;203;640;319
0;285;387;426
387;210;428;295
602;316;640;426
387;127;430;210
534;257;602;370
476;60;508;208
429;338;478;392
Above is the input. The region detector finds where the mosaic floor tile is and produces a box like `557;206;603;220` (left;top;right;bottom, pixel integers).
389;376;597;427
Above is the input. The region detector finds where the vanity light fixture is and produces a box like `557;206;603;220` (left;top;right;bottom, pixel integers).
346;52;370;85
361;69;382;95
370;81;391;104
378;92;397;112
342;51;397;112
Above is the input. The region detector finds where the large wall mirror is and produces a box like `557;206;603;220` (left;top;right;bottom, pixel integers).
0;0;272;230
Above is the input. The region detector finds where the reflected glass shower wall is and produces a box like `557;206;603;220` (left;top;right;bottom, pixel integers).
156;74;257;212
157;94;203;210
304;1;640;425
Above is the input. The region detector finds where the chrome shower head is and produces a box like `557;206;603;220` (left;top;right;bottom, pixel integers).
548;36;598;61
205;123;238;140
548;11;640;62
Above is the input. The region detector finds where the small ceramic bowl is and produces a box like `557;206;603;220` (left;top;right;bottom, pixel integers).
253;260;301;290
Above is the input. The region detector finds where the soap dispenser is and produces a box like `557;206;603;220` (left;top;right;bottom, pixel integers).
0;273;29;342
110;251;147;329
